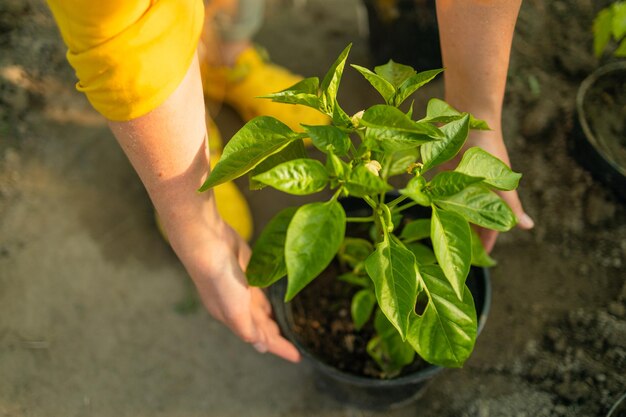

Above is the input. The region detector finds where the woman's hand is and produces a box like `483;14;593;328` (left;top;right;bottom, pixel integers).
175;218;301;362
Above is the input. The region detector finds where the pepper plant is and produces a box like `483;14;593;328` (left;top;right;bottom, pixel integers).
200;45;521;375
593;1;626;58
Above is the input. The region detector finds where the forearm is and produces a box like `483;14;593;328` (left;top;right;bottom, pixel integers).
436;0;522;131
107;54;221;252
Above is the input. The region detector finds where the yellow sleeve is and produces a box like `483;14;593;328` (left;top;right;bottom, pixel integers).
46;0;205;121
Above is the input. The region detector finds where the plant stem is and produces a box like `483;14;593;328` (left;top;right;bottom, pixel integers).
330;188;343;202
363;195;378;209
387;195;408;209
346;216;374;223
395;201;420;213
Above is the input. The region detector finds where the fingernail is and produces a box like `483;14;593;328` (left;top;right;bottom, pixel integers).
518;213;535;229
253;342;268;353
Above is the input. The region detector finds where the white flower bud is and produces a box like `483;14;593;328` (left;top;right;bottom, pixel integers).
364;160;382;176
351;110;365;127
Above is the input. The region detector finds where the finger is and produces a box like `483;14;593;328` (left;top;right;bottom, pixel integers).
251;287;272;315
252;341;268;353
223;303;260;345
237;238;252;272
252;304;301;363
260;322;301;363
477;227;498;254
226;297;282;358
251;323;269;354
226;305;278;358
498;189;535;230
267;334;301;363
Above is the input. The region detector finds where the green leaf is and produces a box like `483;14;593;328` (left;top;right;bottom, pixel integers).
421;114;470;172
302;124;351;156
252;159;329;195
406;100;415;119
199;116;301;190
386;148;420;177
361;105;445;137
326;151;351;181
613;2;626;39
364;234;419;339
423;98;460;122
320;44;352;114
246;207;297;287
407;265;477;368
344;164;392;197
427;171;484;198
434;184;517;231
367;309;416;377
332;99;353;127
249;139;307;190
374;60;416;88
361;105;444;152
400;219;431;242
351;64;395;103
393;69;444;107
420;98;490;130
338;272;371;287
455;147;521;191
338;237;374;270
594;7;614;57
285;201;346;301
260;77;321;110
616;38;626;56
469;116;491;131
399;176;431;206
351;289;377;330
431;206;471;300
406;242;437;265
470;228;496;267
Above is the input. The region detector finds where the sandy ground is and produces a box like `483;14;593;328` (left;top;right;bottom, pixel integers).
1;0;625;416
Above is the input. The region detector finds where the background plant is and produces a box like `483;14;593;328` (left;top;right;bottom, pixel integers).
200;44;521;376
593;1;626;58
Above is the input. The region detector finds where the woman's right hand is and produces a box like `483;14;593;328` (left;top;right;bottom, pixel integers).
173;218;301;363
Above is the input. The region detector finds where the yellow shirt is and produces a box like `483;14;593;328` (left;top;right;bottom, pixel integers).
46;0;204;121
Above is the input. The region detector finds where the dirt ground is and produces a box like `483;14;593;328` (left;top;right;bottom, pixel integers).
1;0;625;416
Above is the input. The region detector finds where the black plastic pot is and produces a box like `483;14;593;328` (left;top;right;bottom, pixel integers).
362;0;442;69
570;62;626;202
268;197;492;410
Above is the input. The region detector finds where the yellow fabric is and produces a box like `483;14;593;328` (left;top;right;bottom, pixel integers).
201;46;331;132
46;0;204;121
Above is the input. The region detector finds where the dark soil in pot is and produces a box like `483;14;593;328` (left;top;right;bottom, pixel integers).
288;259;429;379
287;262;489;380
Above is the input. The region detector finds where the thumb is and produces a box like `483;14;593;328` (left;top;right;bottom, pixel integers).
499;189;534;230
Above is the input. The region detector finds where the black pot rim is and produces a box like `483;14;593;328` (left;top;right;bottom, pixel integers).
270;266;492;387
576;61;626;178
607;391;626;417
